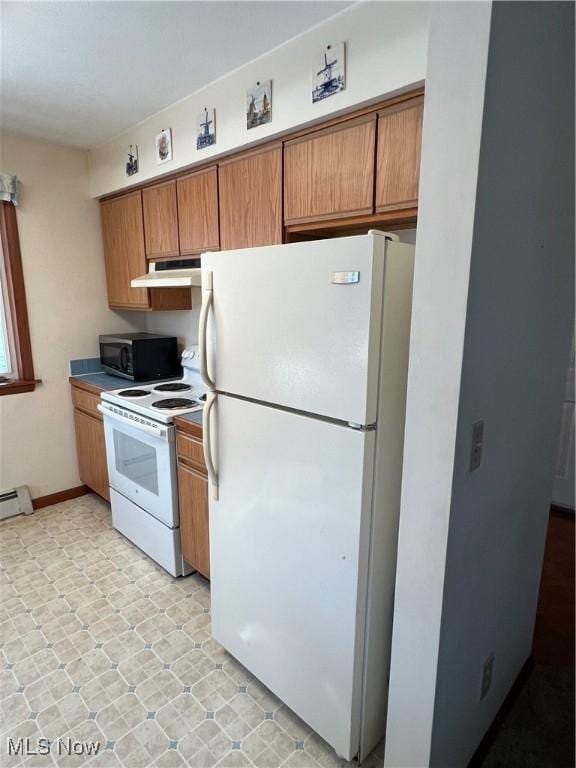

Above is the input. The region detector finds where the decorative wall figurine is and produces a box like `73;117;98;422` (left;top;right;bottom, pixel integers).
155;128;173;164
312;43;346;103
196;108;216;150
246;80;272;130
125;144;139;177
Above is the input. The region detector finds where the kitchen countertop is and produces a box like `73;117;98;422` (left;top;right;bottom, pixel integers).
174;410;203;426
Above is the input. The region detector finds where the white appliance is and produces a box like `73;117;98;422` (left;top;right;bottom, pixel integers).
100;347;207;576
199;232;415;761
131;257;202;288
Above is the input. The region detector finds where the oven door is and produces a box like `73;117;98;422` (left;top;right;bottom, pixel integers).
99;405;178;527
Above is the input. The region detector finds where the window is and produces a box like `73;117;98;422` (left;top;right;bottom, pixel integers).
0;201;38;394
0;259;12;375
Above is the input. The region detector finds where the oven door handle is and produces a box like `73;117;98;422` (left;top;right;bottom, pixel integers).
203;391;218;500
97;404;169;440
199;270;216;391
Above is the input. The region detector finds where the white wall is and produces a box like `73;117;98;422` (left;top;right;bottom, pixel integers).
385;2;574;766
384;4;493;765
144;301;200;350
89;1;430;197
431;3;574;765
0;133;138;499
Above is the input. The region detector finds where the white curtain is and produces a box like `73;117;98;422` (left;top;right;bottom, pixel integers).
0;174;18;205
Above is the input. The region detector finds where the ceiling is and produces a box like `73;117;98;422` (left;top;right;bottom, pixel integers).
2;1;351;150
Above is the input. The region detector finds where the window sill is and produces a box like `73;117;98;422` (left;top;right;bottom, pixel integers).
0;379;41;395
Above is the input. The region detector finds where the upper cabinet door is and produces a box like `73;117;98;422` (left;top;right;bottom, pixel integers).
284;115;376;225
218;145;282;250
375;96;424;213
142;180;180;259
177;167;220;255
100;191;150;310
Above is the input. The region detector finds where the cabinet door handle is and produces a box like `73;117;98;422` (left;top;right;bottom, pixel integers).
199;270;216;391
203;391;218;500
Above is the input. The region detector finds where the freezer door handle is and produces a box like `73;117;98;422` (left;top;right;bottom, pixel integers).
199;270;216;391
203;391;219;500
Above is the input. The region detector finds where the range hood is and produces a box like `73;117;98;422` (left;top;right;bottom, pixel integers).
131;257;202;288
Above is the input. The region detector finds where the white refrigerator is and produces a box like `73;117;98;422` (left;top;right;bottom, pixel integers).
200;232;414;761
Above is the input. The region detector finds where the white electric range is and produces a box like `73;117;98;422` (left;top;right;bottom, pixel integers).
98;346;207;577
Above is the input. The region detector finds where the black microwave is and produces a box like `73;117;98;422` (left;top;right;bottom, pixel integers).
99;333;180;381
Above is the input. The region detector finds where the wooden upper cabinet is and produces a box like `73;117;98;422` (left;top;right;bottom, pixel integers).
142;180;180;259
284;115;376;225
376;96;424;213
177;167;220;255
100;191;150;310
218;145;282;250
100;190;191;311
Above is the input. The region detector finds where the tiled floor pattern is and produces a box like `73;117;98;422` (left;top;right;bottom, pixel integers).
0;495;384;768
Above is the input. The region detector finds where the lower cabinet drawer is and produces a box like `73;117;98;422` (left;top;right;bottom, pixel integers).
178;462;210;579
71;386;102;419
176;432;206;473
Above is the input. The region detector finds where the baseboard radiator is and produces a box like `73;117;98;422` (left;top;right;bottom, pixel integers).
0;486;33;521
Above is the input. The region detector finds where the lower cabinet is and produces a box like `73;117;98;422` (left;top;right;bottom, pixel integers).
71;383;110;501
178;463;210;579
175;420;210;579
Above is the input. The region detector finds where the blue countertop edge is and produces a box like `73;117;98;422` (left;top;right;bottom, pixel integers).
70;371;184;391
69;372;159;390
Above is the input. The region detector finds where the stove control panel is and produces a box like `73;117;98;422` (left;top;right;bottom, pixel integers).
99;402;171;439
181;346;200;369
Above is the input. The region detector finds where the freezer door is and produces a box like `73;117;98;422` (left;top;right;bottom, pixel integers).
208;395;375;760
202;234;387;426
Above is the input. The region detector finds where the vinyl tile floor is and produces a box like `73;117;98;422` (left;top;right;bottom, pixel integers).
0;495;384;768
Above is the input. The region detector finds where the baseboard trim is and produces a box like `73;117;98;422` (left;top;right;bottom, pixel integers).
550;503;575;520
32;485;90;510
467;655;534;768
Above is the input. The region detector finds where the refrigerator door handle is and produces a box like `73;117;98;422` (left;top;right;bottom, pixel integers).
200;271;216;391
203;391;219;500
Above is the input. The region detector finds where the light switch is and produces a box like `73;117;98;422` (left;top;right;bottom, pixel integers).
472;420;484;446
470;419;484;472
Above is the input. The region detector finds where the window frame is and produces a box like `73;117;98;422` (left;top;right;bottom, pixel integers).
0;201;39;395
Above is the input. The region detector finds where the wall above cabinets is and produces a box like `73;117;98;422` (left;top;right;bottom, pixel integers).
99;89;423;310
89;3;429;198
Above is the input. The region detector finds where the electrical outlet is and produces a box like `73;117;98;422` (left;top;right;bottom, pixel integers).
481;654;494;700
470;443;483;472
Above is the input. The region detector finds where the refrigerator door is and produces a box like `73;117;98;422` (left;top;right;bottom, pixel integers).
208;394;375;760
202;233;388;426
